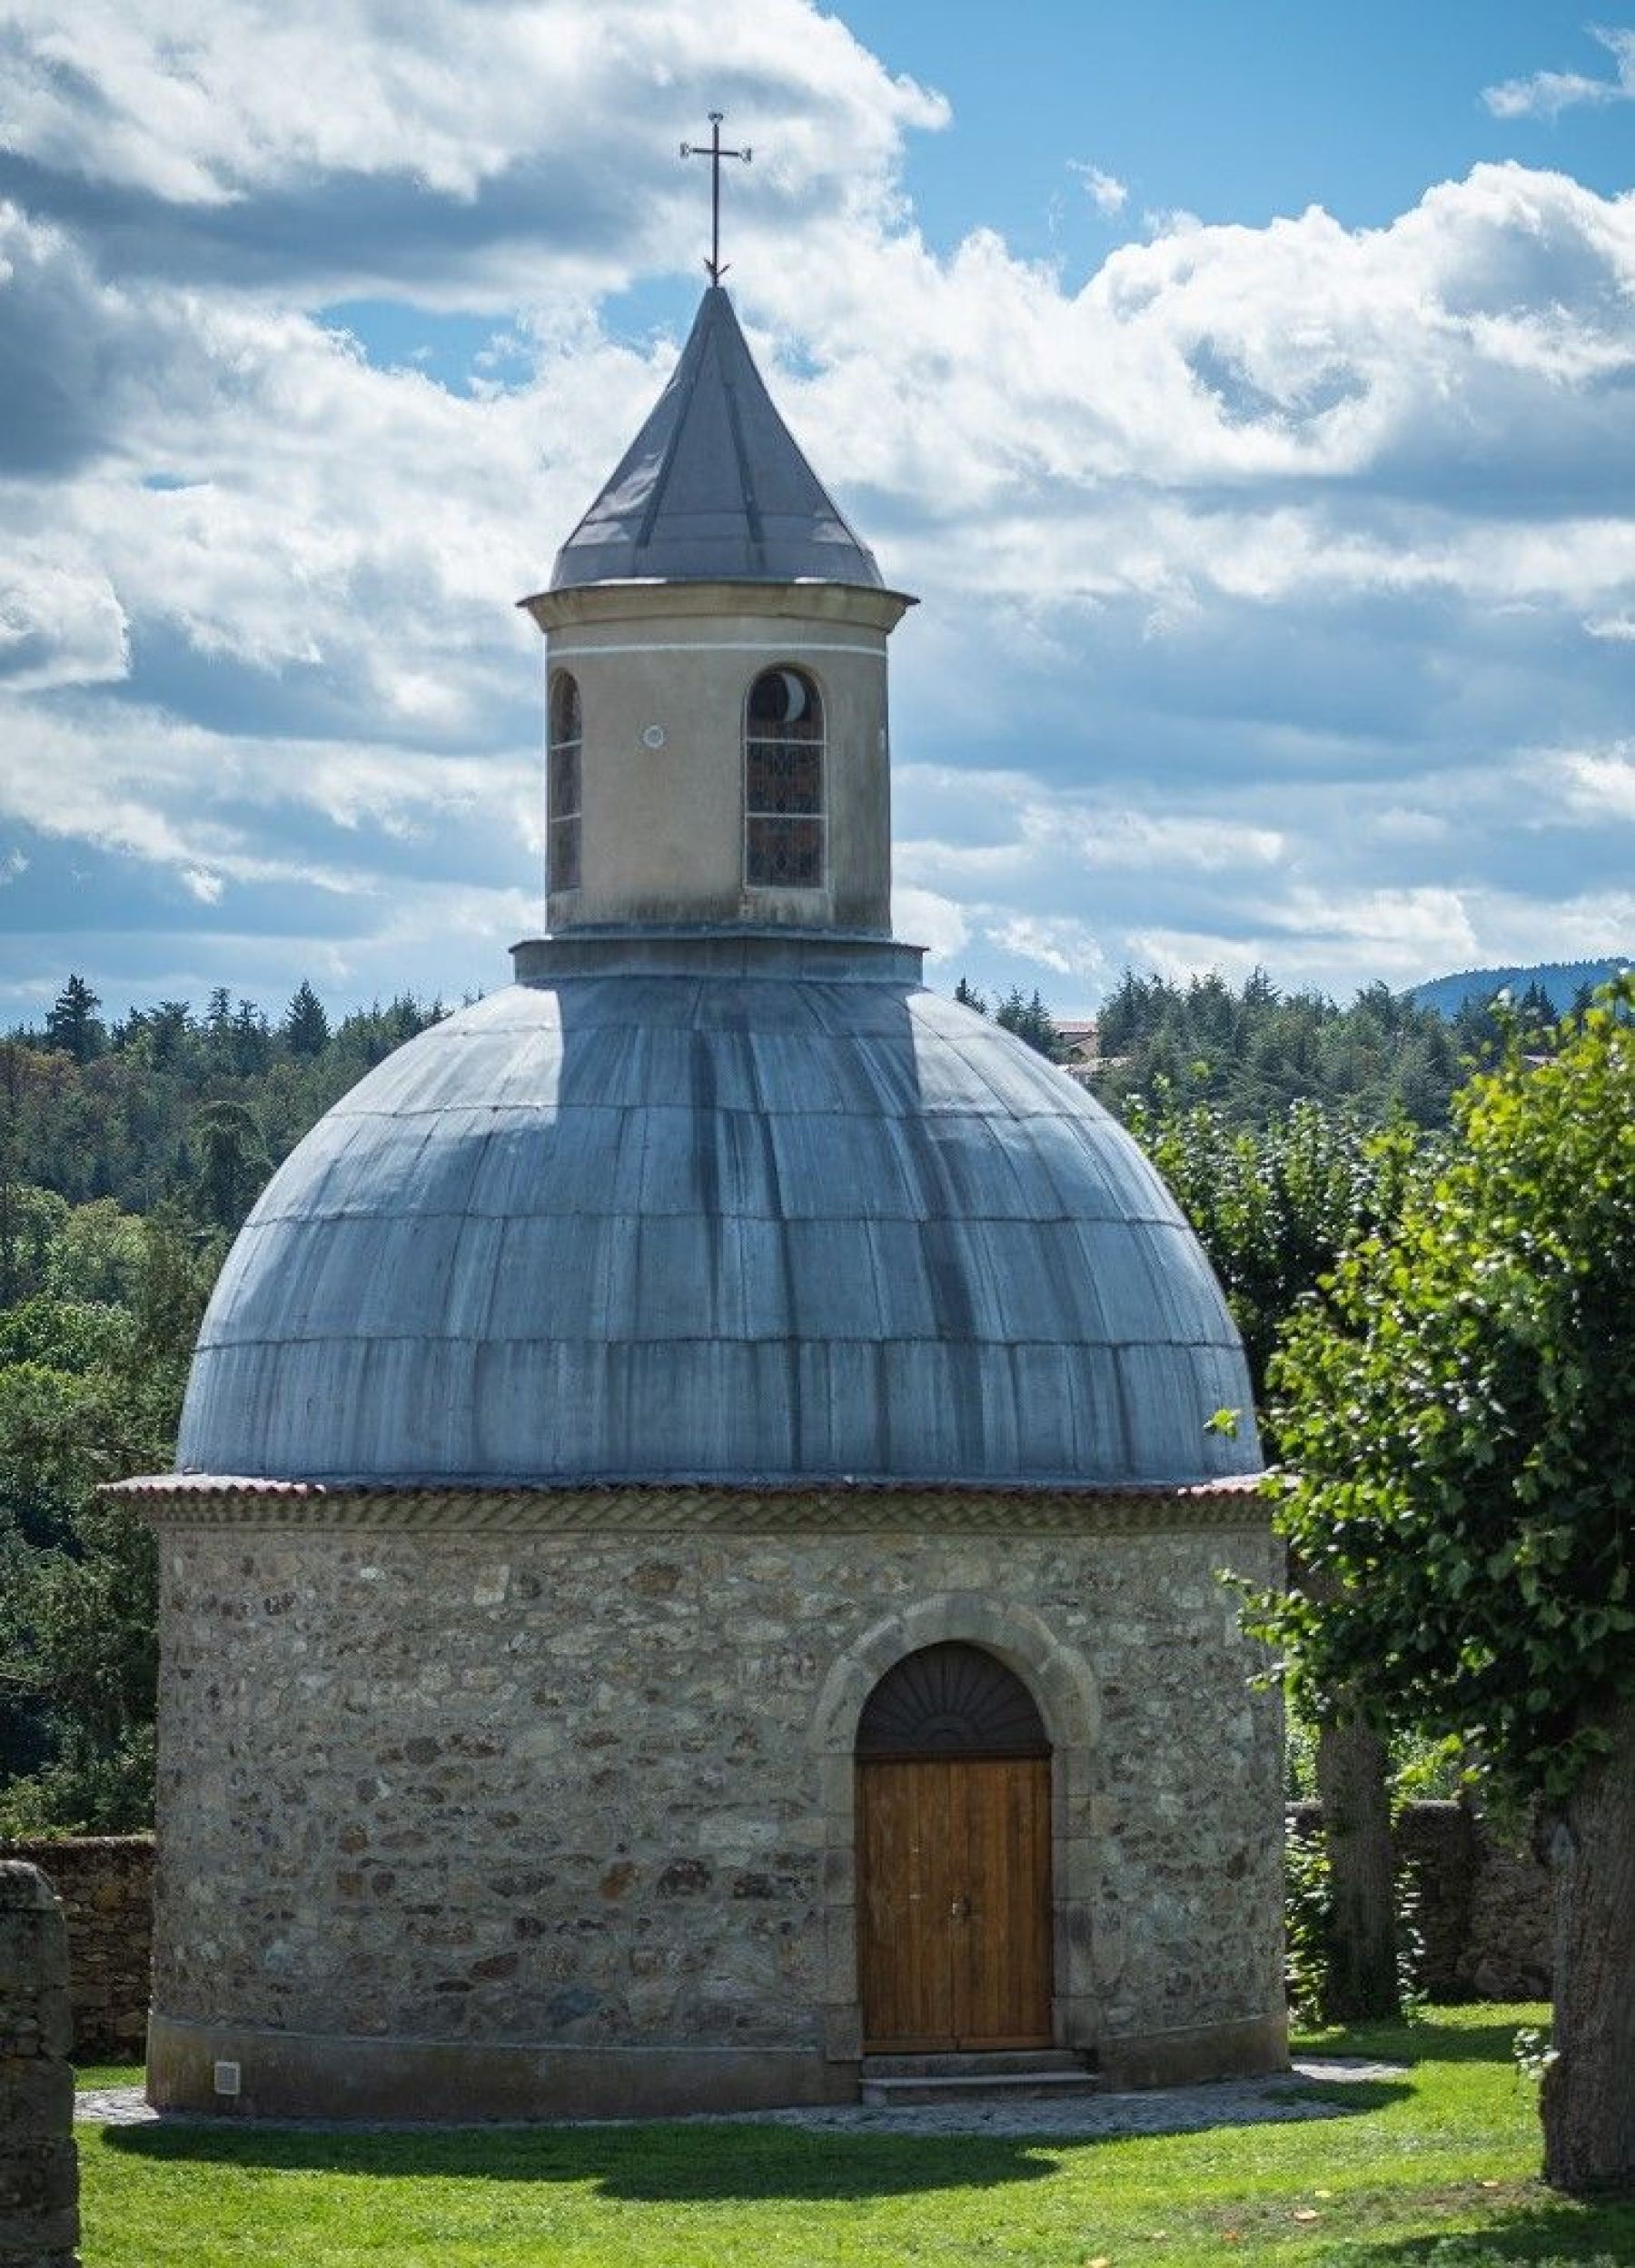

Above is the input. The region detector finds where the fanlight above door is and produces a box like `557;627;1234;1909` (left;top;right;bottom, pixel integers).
855;1643;1049;1760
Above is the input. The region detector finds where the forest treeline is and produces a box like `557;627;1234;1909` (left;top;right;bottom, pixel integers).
0;963;1584;1834
958;965;1571;1128
4;975;450;1231
5;964;1561;1237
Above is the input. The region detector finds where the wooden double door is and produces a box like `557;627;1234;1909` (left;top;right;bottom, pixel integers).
857;1753;1053;2051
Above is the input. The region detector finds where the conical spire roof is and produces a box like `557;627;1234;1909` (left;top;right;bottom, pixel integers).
550;287;883;590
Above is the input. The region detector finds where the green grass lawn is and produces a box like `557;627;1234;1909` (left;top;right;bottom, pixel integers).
74;2005;1632;2266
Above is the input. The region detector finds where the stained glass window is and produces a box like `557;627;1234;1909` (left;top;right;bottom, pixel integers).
548;670;581;894
745;666;824;888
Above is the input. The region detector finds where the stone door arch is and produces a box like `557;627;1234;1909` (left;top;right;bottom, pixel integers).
809;1592;1099;2066
854;1643;1053;2050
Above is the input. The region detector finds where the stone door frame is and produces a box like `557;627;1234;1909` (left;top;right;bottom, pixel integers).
809;1591;1100;2065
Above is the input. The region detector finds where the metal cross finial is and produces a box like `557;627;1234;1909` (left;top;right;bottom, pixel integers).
680;111;751;283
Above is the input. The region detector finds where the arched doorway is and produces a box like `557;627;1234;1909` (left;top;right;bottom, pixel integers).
855;1643;1054;2052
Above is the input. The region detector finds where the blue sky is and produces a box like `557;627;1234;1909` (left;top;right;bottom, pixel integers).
840;5;1635;239
1;1;1631;1025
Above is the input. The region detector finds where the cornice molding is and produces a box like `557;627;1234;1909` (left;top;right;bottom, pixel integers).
114;1476;1270;1538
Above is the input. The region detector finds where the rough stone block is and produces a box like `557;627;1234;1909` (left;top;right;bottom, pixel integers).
0;1864;79;2266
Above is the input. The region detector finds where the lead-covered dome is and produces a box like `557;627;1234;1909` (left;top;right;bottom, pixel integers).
179;935;1260;1490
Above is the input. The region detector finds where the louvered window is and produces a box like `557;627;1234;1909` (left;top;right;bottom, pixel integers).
745;666;824;888
548;671;582;893
856;1644;1050;1760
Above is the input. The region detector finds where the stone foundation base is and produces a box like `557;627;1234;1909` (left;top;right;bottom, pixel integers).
1099;2012;1288;2090
149;2007;1287;2119
146;2011;859;2121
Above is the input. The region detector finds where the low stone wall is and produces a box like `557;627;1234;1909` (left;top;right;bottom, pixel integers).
0;1840;153;2058
1290;1799;1551;2002
0;1861;80;2268
1456;1815;1553;2001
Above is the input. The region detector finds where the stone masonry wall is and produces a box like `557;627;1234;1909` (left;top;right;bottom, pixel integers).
1288;1798;1551;2002
0;1861;80;2268
0;1840;153;2056
151;1512;1284;2063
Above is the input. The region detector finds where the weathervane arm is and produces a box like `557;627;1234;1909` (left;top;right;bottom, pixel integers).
680;111;752;282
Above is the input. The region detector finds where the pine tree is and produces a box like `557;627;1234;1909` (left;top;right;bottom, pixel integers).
44;975;106;1065
231;999;272;1076
282;980;330;1058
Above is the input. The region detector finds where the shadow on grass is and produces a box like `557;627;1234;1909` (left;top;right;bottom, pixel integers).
1273;2078;1411;2117
104;2122;1060;2202
99;2079;1407;2204
1299;2015;1538;2067
1321;2192;1635;2264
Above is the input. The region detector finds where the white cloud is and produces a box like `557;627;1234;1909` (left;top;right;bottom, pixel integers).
1130;886;1481;990
0;1;947;303
1069;162;1128;217
984;914;1108;984
1483;28;1635;121
0;554;129;689
891;884;969;963
1557;746;1635;822
0;4;1630;1015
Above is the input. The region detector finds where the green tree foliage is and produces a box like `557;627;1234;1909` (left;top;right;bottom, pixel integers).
44;974;106;1065
1095;967;1462;1127
282;978;331;1057
0;1204;220;1833
994;987;1062;1061
0;980;448;1832
190;1099;270;1232
1126;1087;1423;2021
1261;982;1635;2193
1123;1092;1418;1427
950;977;1062;1060
2;985;445;1214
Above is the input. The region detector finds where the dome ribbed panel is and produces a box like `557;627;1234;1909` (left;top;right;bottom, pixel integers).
178;967;1263;1490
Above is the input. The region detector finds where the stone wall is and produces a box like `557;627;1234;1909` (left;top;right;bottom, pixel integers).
144;1495;1286;2113
0;1861;80;2268
3;1778;1552;2094
1457;1814;1552;2000
0;1840;153;2057
1290;1798;1551;2001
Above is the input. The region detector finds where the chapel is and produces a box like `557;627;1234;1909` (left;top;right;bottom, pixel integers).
122;254;1285;2119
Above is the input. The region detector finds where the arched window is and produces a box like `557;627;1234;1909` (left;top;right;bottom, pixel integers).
548;671;582;893
744;666;824;888
856;1644;1050;1760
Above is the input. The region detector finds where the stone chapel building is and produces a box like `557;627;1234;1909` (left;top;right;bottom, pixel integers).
122;281;1285;2119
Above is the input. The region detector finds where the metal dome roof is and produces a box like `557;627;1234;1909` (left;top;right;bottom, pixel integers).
549;288;883;591
177;936;1261;1490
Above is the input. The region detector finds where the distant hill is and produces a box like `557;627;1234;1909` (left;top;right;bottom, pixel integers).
1410;958;1633;1020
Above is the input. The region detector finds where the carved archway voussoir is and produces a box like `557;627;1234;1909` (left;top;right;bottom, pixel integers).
808;1591;1098;1757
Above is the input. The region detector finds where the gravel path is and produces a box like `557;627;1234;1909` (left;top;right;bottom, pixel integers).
75;2058;1405;2141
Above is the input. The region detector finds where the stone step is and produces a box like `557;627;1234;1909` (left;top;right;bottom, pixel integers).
864;2049;1086;2079
859;2065;1103;2109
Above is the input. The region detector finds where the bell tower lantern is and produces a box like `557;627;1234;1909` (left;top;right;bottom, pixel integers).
519;285;915;935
